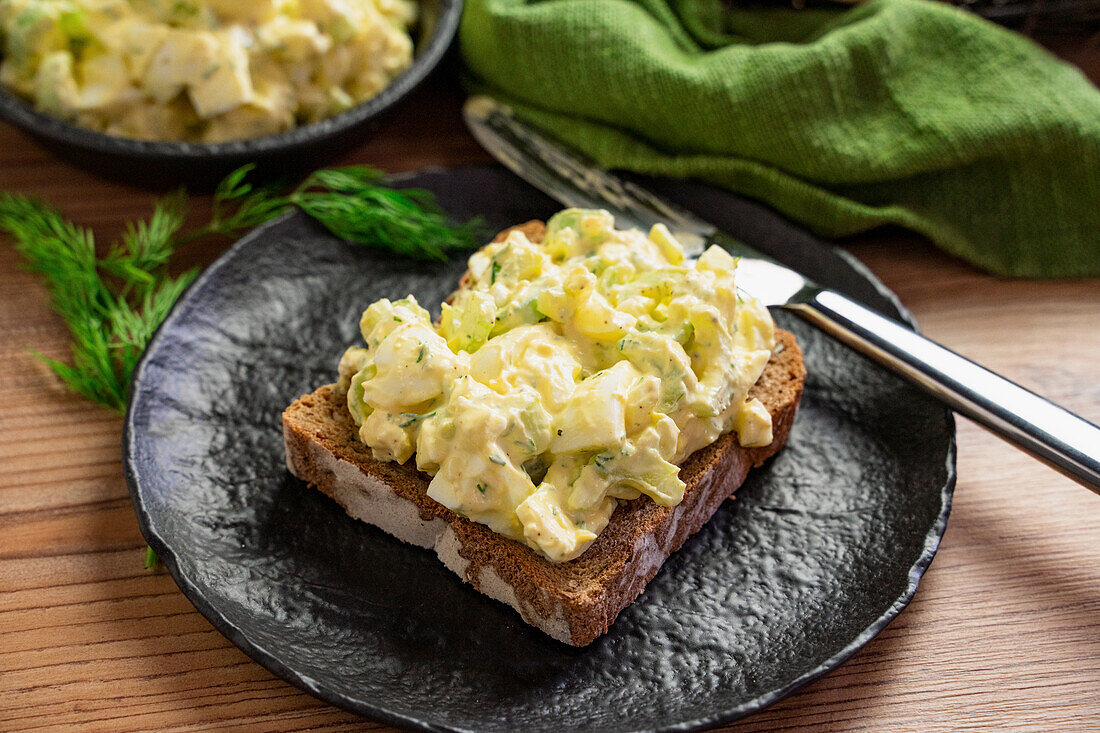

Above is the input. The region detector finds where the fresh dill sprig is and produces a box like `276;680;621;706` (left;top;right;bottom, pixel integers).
1;164;486;413
178;165;292;244
185;164;486;260
289;167;485;260
0;192;198;411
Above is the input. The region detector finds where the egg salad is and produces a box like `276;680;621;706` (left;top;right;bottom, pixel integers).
0;0;416;142
337;210;777;562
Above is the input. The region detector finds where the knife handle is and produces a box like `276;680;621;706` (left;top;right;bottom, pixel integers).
791;288;1100;494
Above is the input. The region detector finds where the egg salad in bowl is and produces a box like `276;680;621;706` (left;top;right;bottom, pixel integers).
336;209;777;562
0;0;416;142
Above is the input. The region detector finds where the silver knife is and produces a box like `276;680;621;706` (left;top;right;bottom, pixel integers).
463;95;1100;494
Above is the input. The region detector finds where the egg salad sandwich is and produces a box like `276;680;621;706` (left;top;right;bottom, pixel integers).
283;210;805;646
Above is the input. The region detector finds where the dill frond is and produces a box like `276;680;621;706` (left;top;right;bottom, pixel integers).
191;164;486;259
290;166;485;261
2;165;486;413
1;192;195;411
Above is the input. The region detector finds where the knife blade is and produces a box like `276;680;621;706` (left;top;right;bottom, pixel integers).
462;95;1100;493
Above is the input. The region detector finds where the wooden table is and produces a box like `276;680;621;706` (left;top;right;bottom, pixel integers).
3;46;1099;732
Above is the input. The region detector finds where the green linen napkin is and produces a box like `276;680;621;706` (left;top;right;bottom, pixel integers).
460;0;1100;277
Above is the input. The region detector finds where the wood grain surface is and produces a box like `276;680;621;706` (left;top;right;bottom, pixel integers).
3;51;1099;732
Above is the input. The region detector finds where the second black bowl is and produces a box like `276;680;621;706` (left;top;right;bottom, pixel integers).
0;0;462;188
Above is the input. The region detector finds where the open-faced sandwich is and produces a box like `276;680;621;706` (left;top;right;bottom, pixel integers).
283;209;805;646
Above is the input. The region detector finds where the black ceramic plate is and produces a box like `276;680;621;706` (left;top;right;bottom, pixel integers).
125;166;955;731
0;0;460;188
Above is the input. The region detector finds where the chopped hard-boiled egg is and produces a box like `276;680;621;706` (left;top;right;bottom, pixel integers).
0;0;416;141
336;210;778;562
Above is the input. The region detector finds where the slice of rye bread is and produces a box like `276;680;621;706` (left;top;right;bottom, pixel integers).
282;222;806;646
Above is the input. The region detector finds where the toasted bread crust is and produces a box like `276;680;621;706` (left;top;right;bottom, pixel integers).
283;330;803;645
282;221;806;645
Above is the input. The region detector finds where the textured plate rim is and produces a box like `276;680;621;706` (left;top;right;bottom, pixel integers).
123;166;956;732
